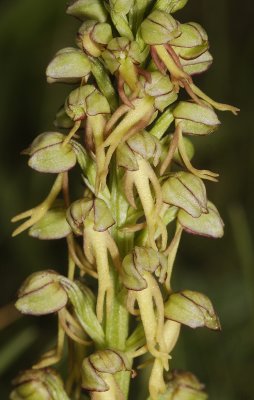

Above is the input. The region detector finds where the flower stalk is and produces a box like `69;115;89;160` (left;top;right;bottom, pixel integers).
11;0;238;399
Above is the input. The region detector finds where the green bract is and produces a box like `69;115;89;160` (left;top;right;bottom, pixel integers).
59;278;105;345
46;47;91;83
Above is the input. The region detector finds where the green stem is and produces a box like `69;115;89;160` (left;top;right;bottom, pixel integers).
104;158;134;399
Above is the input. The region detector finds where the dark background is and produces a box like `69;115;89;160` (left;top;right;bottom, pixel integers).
0;0;253;398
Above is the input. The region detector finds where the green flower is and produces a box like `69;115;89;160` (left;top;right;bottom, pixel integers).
25;132;77;173
154;0;189;13
141;10;181;45
162;171;207;217
66;0;108;22
76;20;112;57
164;290;221;330
150;370;208;399
170;22;209;60
10;369;70;400
178;200;224;238
81;349;130;392
15;271;68;316
46;47;91;84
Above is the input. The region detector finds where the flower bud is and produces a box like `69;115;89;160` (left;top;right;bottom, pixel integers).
164;290;221;330
173;101;220;135
155;370;207;400
66;0;107;23
29;204;71;240
26;132;77;173
141;71;177;112
141;10;181;45
170;22;209;60
178;200;224;238
154;0;189;14
65;85;110;121
162;172;207;217
46;47;91;84
81;349;130;392
15;271;68;316
10;368;70;400
76;20;112;56
181;50;213;76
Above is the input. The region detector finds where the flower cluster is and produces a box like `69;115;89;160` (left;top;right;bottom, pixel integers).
11;0;238;399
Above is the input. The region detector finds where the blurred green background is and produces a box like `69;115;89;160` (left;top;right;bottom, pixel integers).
0;0;253;398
